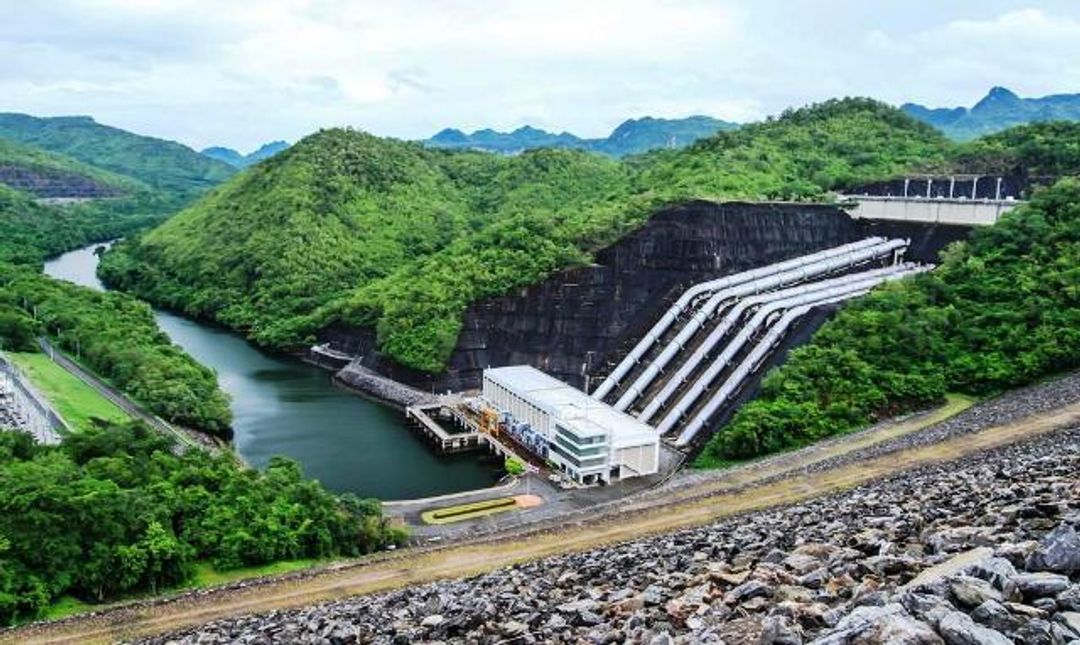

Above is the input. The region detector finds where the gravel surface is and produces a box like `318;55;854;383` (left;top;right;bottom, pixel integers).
0;388;25;430
144;416;1080;643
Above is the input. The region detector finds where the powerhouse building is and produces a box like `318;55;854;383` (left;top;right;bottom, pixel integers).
481;366;659;484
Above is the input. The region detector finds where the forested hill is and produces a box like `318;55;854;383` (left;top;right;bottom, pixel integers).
903;86;1080;140
101;98;957;373
425;115;738;157
0;113;236;198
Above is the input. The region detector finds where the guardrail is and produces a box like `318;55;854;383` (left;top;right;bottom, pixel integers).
0;352;67;444
36;338;199;451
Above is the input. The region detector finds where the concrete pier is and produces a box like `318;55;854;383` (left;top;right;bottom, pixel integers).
404;401;523;462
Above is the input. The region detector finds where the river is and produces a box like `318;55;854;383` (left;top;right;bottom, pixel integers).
43;244;499;500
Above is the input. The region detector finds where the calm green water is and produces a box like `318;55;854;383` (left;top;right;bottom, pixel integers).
44;244;499;500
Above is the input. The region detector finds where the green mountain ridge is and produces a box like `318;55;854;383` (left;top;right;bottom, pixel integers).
425;115;738;157
0;113;236;199
102;98;956;372
902;86;1080;140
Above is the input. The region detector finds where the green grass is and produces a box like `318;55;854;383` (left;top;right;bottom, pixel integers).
693;393;977;470
38;595;92;622
28;559;326;625
421;497;520;525
7;351;128;432
190;559;323;588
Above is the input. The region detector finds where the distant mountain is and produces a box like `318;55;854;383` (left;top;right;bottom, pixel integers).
590;116;737;156
0;113;235;198
902;87;1080;140
424;115;738;157
428;126;584;154
201;141;289;168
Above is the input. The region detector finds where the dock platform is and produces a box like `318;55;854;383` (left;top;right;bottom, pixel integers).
405;402;520;460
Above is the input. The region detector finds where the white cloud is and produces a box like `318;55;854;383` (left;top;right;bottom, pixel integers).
1;1;1079;150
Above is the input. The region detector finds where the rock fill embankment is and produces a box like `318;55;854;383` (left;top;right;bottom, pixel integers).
147;423;1080;644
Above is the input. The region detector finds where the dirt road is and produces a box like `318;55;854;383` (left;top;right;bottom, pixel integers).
11;399;1080;645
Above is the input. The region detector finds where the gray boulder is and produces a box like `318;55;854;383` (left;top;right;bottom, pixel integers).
970;600;1021;633
966;556;1018;590
1056;612;1080;639
759;615;804;645
1011;572;1072;599
810;604;944;644
937;610;1012;645
950;576;1003;608
1059;587;1080;612
1026;523;1080;574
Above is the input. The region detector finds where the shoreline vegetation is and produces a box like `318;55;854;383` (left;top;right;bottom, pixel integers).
0;125;407;624
0;424;404;624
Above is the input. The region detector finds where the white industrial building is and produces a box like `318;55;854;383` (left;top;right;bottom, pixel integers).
481;366;659;484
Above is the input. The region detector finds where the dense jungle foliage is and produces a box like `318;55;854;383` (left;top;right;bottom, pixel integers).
948;121;1080;182
0;424;402;623
101;99;961;372
0;178;232;434
697;179;1080;465
633;98;948;200
0;184;167;265
0;120;238;435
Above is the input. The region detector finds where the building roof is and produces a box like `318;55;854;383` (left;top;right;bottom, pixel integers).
484;365;657;448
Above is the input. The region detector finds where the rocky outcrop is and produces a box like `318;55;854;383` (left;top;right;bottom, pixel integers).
0;165;123;199
322;201;971;394
333;361;436;408
145;421;1080;644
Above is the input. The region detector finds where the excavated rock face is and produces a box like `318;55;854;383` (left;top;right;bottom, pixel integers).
326;200;970;394
143;425;1080;645
0;165;123;198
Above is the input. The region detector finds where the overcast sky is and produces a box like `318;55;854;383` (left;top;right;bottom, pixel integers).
3;0;1079;151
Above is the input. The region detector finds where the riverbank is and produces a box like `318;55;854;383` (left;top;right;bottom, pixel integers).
43;244;500;500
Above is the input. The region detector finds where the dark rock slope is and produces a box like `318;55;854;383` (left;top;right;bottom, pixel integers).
327;200;970;394
0;165;123;198
144;420;1080;644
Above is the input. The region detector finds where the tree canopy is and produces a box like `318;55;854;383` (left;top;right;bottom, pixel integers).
0;423;401;624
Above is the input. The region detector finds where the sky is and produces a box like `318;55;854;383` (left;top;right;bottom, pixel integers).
3;0;1080;152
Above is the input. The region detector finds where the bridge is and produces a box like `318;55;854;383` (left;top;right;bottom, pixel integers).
839;175;1023;226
